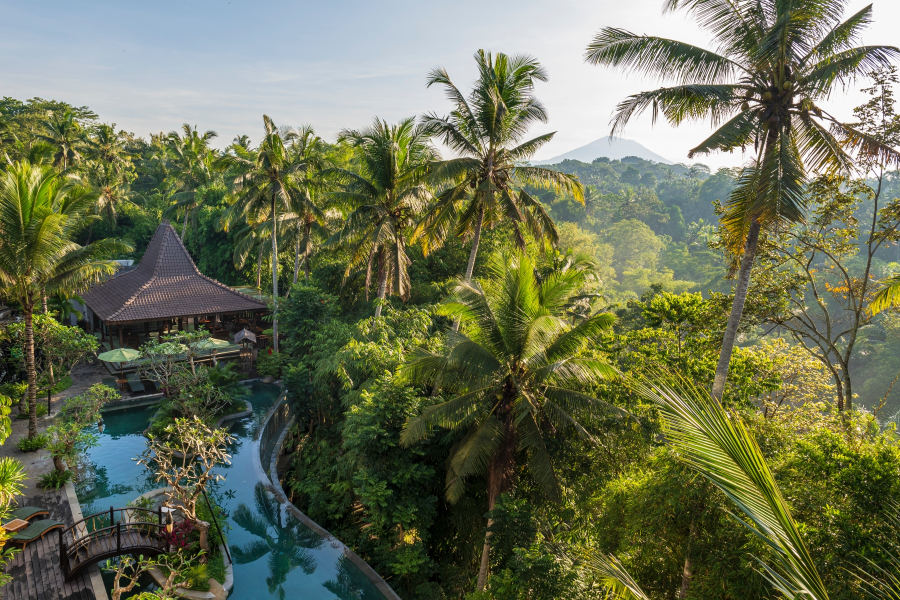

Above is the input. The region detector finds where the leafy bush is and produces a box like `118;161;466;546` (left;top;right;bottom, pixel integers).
16;404;47;420
256;351;286;378
181;564;210;591
38;468;73;490
127;495;155;510
16;434;49;452
197;496;230;547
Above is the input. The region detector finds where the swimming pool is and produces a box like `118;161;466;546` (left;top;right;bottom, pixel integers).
76;382;388;600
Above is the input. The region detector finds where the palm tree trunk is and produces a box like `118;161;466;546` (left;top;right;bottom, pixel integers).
42;294;48;314
678;516;698;598
257;246;262;289
711;219;761;401
24;304;38;438
181;208;189;240
374;250;388;318
293;236;300;286
304;223;312;283
271;194;279;353
453;206;485;333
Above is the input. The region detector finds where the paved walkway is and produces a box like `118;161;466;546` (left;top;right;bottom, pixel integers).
1;361;109;599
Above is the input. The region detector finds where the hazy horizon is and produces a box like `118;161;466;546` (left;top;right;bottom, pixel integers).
2;0;897;171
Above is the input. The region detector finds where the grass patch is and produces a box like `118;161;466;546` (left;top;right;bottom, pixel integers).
16;434;49;452
51;375;73;394
207;550;226;584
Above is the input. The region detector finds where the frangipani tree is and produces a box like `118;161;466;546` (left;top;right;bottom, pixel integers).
140;417;234;559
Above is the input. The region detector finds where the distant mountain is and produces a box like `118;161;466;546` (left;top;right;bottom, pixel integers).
531;136;673;165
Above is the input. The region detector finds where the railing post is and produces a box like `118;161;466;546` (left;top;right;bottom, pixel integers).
116;522;121;552
109;506;114;528
59;527;65;577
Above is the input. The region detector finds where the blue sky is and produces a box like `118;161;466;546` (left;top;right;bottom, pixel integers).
2;0;897;169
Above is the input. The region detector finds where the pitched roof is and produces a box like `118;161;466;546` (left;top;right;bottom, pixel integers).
82;220;266;324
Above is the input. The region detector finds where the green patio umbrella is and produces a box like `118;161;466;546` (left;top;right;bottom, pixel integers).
97;347;142;380
196;337;231;365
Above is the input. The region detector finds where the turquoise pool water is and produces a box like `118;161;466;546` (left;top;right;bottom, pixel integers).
76;382;387;600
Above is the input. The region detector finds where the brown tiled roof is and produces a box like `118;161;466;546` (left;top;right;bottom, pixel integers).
82;220;266;324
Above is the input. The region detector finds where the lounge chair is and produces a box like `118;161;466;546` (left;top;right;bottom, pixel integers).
9;507;48;522
9;519;65;547
125;373;145;393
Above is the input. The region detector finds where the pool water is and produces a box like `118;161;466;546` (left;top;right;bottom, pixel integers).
77;382;387;600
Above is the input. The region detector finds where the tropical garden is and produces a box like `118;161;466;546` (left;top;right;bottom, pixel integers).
1;0;900;598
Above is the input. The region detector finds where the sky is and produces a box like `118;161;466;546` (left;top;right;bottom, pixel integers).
2;0;898;171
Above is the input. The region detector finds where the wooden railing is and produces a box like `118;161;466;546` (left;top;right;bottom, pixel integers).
60;506;168;581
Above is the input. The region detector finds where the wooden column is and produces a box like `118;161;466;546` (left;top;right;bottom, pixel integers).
118;325;124;349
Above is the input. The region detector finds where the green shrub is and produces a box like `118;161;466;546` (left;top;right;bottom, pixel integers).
197;498;230;547
16;434;49;452
51;375;73;394
256;352;286;378
38;469;73;490
127;495;155;509
181;564;210;591
16;404;47;420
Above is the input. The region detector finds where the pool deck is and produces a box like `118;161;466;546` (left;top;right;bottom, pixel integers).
4;490;97;600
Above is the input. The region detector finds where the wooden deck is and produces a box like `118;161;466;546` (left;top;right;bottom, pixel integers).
4;491;97;600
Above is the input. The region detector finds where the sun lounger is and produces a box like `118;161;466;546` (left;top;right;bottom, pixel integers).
126;373;145;393
9;519;65;547
9;507;48;522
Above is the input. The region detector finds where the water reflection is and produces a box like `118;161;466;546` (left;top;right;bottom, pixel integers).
325;555;385;600
232;483;323;600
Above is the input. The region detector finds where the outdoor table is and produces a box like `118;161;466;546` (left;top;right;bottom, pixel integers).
116;379;128;390
3;519;28;533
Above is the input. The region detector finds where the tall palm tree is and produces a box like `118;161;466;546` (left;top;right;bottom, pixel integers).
218;116;316;351
85;123;135;174
325;117;435;317
84;160;135;230
232;483;321;600
418;51;584;288
0;161;131;437
37;110;85;171
400;251;621;590
165;124;218;240
283;126;329;285
585;1;900;404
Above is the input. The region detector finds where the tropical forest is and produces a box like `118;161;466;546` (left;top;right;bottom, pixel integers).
2;1;900;599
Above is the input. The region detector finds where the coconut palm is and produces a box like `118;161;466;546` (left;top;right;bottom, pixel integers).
283;126;330;284
85;124;135;173
36;110;85;171
84;160;135;230
585;0;900;403
400;250;621;590
325;117;436;317
418;51;584;287
164;124;218;240
870;274;900;315
232;483;321;600
0;161;131;437
217;116;317;351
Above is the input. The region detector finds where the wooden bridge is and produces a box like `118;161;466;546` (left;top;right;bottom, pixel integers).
59;506;168;581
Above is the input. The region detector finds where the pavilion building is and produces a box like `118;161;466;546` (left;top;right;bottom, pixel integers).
81;220;267;351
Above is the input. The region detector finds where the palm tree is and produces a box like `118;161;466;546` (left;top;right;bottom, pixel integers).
418;51;584;288
0;161;131;437
283;126;329;285
85;123;136;179
585;1;900;404
400;251;621;590
84;160;135;230
165;124;218;240
217;116;315;351
870;274;900;315
232;483;321;600
325;117;435;317
37;110;85;171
